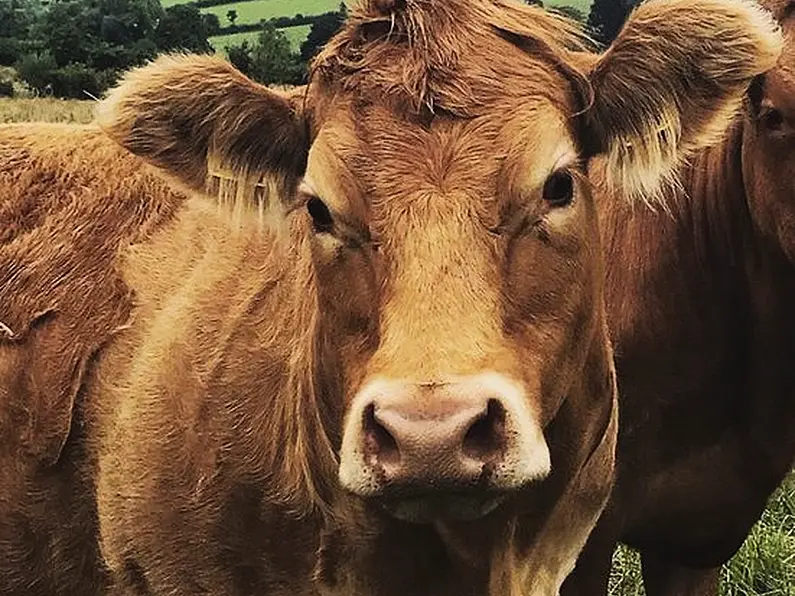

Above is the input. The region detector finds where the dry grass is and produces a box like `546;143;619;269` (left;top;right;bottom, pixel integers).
0;98;96;124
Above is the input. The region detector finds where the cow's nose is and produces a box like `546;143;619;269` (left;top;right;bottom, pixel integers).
338;374;551;507
361;398;506;485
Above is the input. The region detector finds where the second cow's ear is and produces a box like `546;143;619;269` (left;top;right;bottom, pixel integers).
581;0;782;202
95;54;310;201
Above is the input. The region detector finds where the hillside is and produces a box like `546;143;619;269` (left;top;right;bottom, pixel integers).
175;0;594;54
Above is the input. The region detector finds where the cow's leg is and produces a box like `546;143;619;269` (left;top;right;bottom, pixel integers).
641;552;720;596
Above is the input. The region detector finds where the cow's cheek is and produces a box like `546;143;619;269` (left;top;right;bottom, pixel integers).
502;226;596;425
312;239;381;406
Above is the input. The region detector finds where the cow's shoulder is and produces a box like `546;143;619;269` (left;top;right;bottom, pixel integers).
0;123;187;465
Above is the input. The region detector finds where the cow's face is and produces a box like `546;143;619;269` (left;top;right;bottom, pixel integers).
745;0;795;262
310;86;595;522
96;0;781;523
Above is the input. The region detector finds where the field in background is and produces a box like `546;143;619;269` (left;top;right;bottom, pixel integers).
210;23;311;53
200;0;593;56
0;98;96;123
2;97;793;596
201;0;339;23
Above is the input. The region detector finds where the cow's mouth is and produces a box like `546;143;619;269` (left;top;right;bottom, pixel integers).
379;493;505;524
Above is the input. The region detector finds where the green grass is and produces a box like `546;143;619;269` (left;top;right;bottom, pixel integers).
609;472;795;596
164;0;592;27
201;0;341;26
546;0;593;15
209;24;311;53
282;23;312;49
209;30;259;52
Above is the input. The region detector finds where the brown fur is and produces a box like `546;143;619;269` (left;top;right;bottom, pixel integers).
0;124;187;595
562;1;795;595
0;0;782;594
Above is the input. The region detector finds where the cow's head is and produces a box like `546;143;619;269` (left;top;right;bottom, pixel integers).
96;0;780;527
745;0;795;262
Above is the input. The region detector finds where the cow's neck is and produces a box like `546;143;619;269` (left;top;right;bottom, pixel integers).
598;118;753;367
596;117;756;504
599;113;795;513
734;116;795;488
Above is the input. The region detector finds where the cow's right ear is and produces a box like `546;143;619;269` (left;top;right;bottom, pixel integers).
95;53;309;198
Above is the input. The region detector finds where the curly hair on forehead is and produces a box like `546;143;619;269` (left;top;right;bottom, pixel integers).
307;0;594;119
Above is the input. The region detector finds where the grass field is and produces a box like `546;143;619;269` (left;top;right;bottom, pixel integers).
2;96;793;595
202;0;341;26
210;24;311;53
200;0;593;53
545;0;592;14
198;0;591;52
0;97;96;123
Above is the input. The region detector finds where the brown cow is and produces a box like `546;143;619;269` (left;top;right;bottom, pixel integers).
0;0;781;595
561;1;795;595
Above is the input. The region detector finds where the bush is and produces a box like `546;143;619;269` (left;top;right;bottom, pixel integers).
226;40;253;77
50;63;107;99
16;53;115;99
0;80;13;97
16;52;57;96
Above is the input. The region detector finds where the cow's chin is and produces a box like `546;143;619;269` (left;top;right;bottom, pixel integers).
379;494;506;524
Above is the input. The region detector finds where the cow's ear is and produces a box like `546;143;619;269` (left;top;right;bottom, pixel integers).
95;53;309;198
581;0;782;202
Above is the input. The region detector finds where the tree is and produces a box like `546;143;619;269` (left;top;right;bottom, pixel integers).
228;23;303;86
98;0;163;46
226;39;252;76
0;0;42;64
587;0;638;45
299;8;345;64
203;13;221;37
40;0;101;67
38;0;160;71
227;9;237;26
154;4;216;54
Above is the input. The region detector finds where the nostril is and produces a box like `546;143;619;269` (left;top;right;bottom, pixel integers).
462;399;506;463
362;403;400;467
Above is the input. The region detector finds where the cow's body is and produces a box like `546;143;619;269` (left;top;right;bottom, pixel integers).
563;2;795;594
0;0;783;594
0;124;187;596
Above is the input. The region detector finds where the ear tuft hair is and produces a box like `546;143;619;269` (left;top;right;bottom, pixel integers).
585;0;783;204
95;53;309;225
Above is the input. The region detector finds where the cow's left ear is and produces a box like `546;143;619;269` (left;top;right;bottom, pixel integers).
579;0;782;202
95;53;310;198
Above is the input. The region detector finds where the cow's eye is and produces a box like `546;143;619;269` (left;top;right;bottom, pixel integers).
307;197;334;234
761;107;784;132
542;170;574;207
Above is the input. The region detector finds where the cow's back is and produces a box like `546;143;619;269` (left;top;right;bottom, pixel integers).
0;123;187;595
